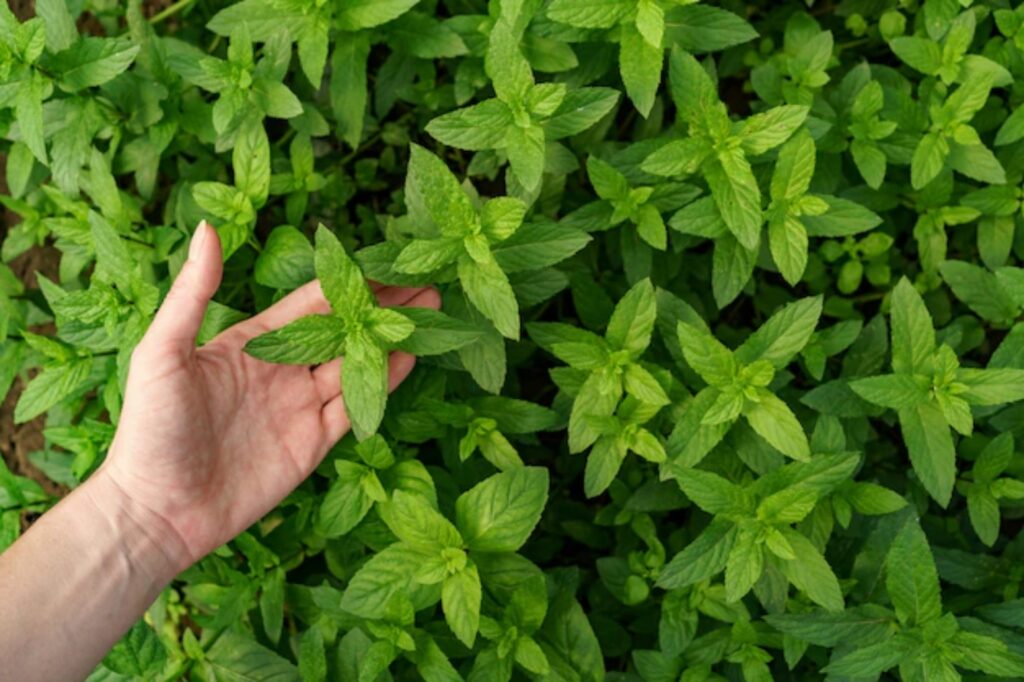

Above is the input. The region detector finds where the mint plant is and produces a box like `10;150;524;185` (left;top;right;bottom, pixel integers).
851;279;1024;506
245;225;473;439
666;296;822;468
6;0;1024;679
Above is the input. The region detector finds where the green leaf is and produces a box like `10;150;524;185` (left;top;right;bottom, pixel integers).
643;138;712;178
939;260;1019;324
15;75;47;165
336;0;421;31
771;129;816;201
744;392;810;461
391;307;485;356
658;520;736;589
380;489;463;549
492;220;591;273
890;36;942;75
911;131;949;190
455;467;549;553
547;0;632;29
606;279;657;356
996;104;1024;146
244;315;346;365
824;639;908;677
899;400;956;506
233;117;271;206
340;543;433;617
443;563;482;648
584;437;628;497
315;226;374;325
886;518;943;627
712;235;757;308
735;296;823;369
205;632;301;681
705;149;762;250
103;621;167;676
505;123;546;192
316;462;373;537
968;489;1000;546
259;569;285;645
587;157;629;201
725;528;763;602
664;5;758;53
890;278;935;375
49;37;139;91
254;226;315;290
779;529;844;612
486;19;533;105
957;368;1024;405
15;359;92;424
544;88;620;140
36;0;77;53
673;469;748;515
458;257;520;340
850;374;928;409
299;628;327;682
426;99;513;151
741;105;809;156
801;196;883;237
342;330;389;440
329;33;371;149
406;144;478;236
677;322;735;386
768;214;809;286
619;23;663;117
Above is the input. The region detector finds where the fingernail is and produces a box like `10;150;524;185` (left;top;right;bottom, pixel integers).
189;222;208;262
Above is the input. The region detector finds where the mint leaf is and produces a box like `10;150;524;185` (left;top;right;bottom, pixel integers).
455;467;549;553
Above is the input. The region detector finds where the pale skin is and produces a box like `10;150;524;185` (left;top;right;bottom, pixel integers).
0;222;440;680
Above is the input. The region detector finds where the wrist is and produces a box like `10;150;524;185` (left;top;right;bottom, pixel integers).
81;468;194;583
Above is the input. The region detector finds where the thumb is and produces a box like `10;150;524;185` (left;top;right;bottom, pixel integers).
145;221;223;351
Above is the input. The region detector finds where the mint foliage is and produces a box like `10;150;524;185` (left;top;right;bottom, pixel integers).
4;0;1024;680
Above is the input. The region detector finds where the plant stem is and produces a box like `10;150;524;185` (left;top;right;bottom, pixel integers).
149;0;197;25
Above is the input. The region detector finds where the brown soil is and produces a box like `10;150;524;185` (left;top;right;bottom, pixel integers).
10;1;33;21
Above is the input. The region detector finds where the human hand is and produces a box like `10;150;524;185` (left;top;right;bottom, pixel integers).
96;222;440;572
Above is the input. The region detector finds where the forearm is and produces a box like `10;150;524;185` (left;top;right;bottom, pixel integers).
0;469;188;681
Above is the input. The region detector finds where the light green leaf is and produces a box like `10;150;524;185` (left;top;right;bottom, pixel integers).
315;226;374;324
455;467;549;553
342;329;389;440
244;315;346;365
889;278;935;375
606;279;657;356
336;0;421;31
427;99;513;151
886;519;942;627
899;400;956;506
443;563;482;648
743;392;810;461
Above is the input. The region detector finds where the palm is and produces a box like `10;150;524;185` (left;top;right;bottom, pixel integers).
104;278;434;565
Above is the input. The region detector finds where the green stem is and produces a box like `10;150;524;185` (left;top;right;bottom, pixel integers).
838;38;871;50
149;0;197;25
